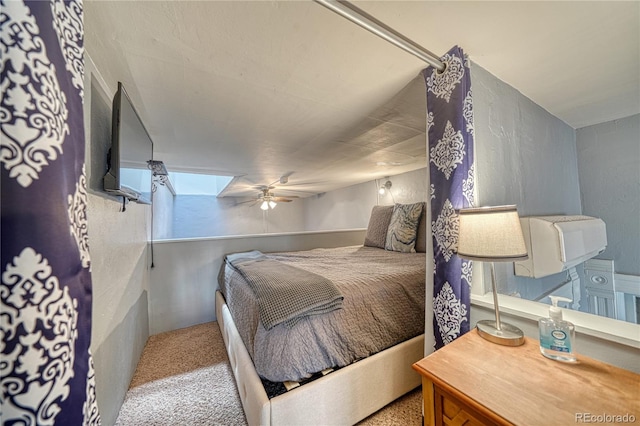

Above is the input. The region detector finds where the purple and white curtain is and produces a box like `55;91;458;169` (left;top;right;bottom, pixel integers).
1;0;100;424
424;46;475;349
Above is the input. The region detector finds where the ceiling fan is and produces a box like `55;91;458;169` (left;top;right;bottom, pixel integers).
239;186;299;210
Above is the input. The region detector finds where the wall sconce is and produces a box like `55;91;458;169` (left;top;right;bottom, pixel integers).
378;178;392;195
147;160;175;195
148;160;168;176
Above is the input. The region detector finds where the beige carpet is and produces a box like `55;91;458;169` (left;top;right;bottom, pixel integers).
115;322;422;425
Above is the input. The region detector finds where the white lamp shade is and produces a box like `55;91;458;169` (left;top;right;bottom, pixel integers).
457;205;528;262
260;200;269;210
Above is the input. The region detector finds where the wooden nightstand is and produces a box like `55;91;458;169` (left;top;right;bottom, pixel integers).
413;330;640;426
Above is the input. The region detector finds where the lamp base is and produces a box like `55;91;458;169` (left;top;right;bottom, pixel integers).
476;320;525;346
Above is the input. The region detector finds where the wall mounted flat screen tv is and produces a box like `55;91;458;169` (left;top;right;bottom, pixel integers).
103;82;153;204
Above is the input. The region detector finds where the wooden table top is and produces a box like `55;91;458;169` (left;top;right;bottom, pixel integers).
413;330;640;425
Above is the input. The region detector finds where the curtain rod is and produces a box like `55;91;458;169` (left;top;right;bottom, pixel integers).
313;0;445;72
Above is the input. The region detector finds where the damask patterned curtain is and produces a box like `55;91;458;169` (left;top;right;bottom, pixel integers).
1;0;100;424
424;45;475;349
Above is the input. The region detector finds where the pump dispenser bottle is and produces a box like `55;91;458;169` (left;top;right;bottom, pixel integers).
539;296;576;362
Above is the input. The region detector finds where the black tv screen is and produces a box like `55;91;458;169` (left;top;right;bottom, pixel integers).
103;82;153;204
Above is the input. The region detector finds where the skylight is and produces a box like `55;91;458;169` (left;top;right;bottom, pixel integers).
169;172;233;196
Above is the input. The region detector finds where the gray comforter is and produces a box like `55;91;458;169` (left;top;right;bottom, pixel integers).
219;245;425;382
225;250;343;330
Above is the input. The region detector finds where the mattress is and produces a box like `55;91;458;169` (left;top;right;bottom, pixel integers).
219;245;425;383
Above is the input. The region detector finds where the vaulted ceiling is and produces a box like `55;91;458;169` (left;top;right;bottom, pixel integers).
85;1;639;198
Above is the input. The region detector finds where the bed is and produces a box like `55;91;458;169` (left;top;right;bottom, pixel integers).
216;204;427;425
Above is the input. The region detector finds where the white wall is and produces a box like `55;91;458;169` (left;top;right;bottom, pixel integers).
303;168;428;230
169;194;306;237
85;56;151;426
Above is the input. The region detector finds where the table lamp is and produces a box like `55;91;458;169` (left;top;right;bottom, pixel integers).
457;205;529;346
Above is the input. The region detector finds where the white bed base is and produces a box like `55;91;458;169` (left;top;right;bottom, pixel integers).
215;291;424;426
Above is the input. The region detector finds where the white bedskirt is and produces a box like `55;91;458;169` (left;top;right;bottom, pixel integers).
216;291;424;425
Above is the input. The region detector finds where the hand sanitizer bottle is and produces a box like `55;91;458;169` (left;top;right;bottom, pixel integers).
539;296;576;362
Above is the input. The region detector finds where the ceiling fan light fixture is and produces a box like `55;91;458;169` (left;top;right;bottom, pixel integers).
253;186;294;210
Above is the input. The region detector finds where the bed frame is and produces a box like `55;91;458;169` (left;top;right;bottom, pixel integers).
215;291;424;425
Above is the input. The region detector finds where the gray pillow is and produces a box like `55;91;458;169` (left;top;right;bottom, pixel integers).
364;205;394;248
385;203;424;253
415;202;427;253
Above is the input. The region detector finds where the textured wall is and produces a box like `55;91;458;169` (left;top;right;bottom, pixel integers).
472;63;582;300
472;63;580;214
576;114;640;276
303;168;428;231
154;167;428;239
169;194;306;238
85;57;151;426
151;184;174;240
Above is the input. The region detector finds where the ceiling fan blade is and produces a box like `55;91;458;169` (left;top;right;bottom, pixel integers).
273;198;293;202
235;198;260;205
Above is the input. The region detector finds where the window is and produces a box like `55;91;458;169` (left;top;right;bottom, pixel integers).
169;172;233;196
